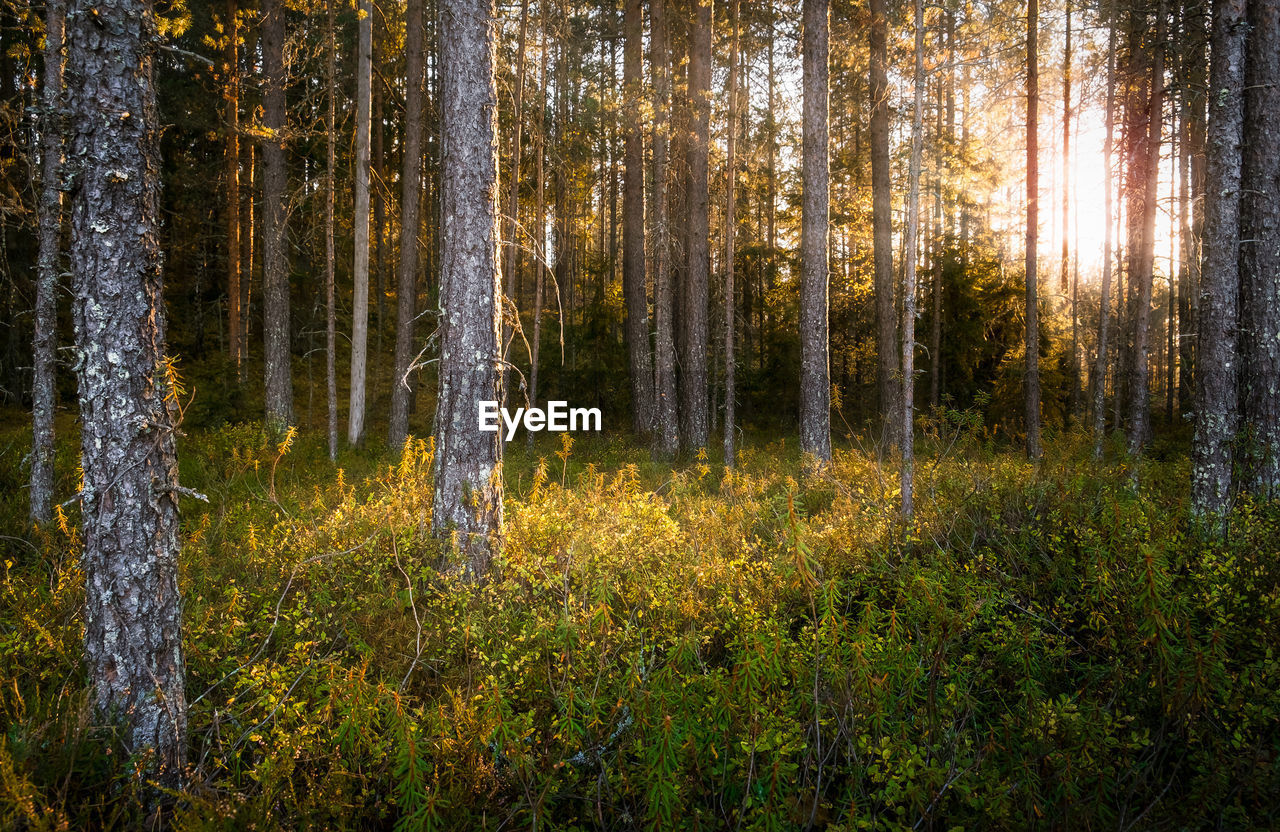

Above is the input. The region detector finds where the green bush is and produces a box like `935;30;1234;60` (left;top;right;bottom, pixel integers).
1;414;1277;829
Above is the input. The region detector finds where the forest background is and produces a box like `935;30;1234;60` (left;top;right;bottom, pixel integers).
0;0;1279;826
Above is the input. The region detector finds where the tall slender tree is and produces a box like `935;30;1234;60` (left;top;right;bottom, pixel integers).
261;0;293;429
869;0;899;445
225;0;242;381
1093;0;1118;460
624;0;655;435
1128;0;1166;455
528;1;549;449
433;0;504;578
799;0;831;464
1191;0;1246;523
1024;0;1042;459
1239;0;1280;496
902;0;924;517
66;0;187;783
348;0;373;445
31;0;64;524
502;0;530;409
390;0;426;449
325;0;338;460
681;0;712;450
723;0;740;466
651;0;679;457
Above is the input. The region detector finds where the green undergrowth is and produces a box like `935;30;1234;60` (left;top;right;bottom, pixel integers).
1;412;1278;830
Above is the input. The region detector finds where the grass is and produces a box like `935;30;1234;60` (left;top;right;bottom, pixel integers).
1;406;1277;830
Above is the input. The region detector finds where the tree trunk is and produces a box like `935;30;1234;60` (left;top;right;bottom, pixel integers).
528;2;548;450
1024;0;1042;459
624;0;655;436
262;0;293;429
1181;4;1207;409
1191;0;1245;524
225;0;241;382
373;62;386;386
681;0;712;450
348;0;372;445
31;0;64;525
800;0;831;464
390;0;425;449
326;0;338;460
502;0;529;411
929;22;949;413
1239;0;1280;496
241;140;254;368
870;0;900;446
1128;0;1166;455
433;0;504;579
723;0;740;466
66;0;187;783
651;0;678;457
1063;0;1080;424
902;0;924;517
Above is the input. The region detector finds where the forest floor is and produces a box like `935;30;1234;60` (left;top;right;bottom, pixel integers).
1;408;1278;830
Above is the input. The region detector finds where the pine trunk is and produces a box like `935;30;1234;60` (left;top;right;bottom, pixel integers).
1239;0;1280;496
390;0;425;449
433;0;504;579
1095;0;1116;460
681;0;712;450
723;0;740;466
262;0;293;429
67;0;187;783
870;0;900;446
651;0;679;457
348;0;373;445
1024;0;1042;459
799;0;831;464
502;0;529;410
225;0;241;380
325;0;338;460
1190;0;1245;523
902;0;924;516
528;3;548;449
624;0;655;436
1128;0;1166;455
31;0;64;524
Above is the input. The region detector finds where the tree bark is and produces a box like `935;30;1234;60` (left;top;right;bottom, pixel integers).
681;0;712;450
1024;0;1042;459
1181;2;1207;409
1063;0;1080;424
348;0;373;445
261;0;293;429
66;0;187;783
1239;0;1280;496
433;0;504;579
224;0;241;382
624;0;655;436
651;0;678;457
390;0;425;449
902;0;924;517
528;2;548;450
502;0;529;412
800;0;831;464
325;0;338;460
1191;0;1245;524
723;0;740;466
1093;0;1118;459
31;0;64;525
1128;0;1166;455
870;0;900;446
